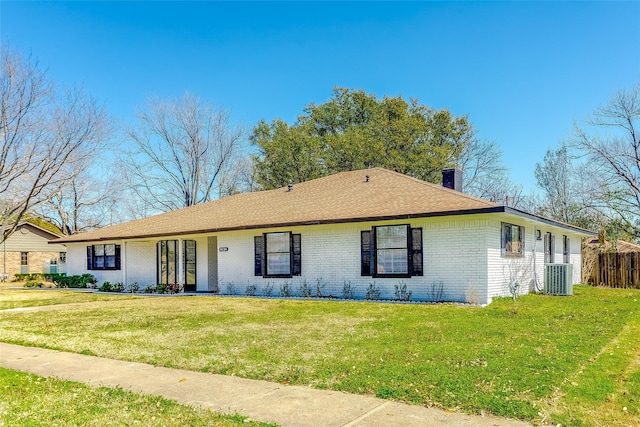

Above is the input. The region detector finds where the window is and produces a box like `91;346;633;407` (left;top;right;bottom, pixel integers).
563;235;570;264
86;245;121;270
254;232;301;278
361;225;423;278
157;240;177;285
20;252;28;266
501;223;524;257
184;240;196;291
544;232;555;263
59;252;67;263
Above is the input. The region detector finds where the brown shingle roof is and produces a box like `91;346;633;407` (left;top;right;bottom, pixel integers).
55;167;500;243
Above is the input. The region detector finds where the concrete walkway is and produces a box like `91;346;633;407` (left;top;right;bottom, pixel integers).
0;343;530;427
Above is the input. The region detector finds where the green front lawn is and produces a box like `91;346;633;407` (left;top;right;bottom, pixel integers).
0;286;140;310
0;285;638;425
0;367;274;426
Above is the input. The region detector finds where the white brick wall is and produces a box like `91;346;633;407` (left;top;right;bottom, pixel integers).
124;241;155;286
64;213;588;304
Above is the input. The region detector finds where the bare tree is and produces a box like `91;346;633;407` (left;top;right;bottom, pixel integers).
35;169;118;234
534;145;603;230
535;145;575;223
570;81;640;237
0;46;109;243
122;93;246;213
456;138;525;208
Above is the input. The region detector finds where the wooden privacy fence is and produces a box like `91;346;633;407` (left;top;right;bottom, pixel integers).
591;252;640;288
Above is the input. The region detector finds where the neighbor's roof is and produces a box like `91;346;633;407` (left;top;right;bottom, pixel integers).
53;168;592;243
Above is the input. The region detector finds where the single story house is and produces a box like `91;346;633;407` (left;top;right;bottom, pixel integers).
2;222;67;279
52;168;593;304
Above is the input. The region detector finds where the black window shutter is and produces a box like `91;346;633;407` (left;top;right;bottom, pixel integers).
86;246;93;270
291;234;301;276
411;228;423;276
361;230;373;276
115;245;121;270
254;236;264;276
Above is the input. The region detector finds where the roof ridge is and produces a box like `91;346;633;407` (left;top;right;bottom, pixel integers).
364;167;498;207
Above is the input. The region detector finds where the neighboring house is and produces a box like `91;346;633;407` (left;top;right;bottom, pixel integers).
52;168;593;304
2;222;67;279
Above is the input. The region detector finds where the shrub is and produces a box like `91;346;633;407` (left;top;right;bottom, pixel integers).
299;279;312;298
55;274;96;289
365;282;381;300
342;281;355;299
245;283;257;296
143;284;156;293
315;278;326;297
24;280;43;288
111;282;124;292
280;282;293;297
225;282;236;295
429;281;444;302
167;283;182;294
125;282;140;293
262;282;274;297
98;282;113;292
156;283;168;294
14;273;45;282
394;281;412;301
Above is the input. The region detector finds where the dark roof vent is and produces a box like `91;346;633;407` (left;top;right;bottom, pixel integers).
365;175;370;182
287;183;293;192
442;168;463;192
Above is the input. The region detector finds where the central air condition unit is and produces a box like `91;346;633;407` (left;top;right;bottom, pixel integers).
544;263;573;296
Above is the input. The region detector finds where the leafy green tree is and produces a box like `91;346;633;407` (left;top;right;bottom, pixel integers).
251;88;474;189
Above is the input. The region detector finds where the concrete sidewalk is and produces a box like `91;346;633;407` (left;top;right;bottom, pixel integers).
0;343;530;427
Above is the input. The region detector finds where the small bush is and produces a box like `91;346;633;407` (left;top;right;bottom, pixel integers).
143;284;156;293
262;282;274;297
225;282;236;295
55;274;96;289
98;282;113;292
299;279;312;298
24;280;43;288
280;282;293;297
342;281;355;299
125;282;140;293
429;281;444;302
167;283;182;294
365;282;381;300
394;281;412;301
14;273;45;282
315;278;326;297
156;283;168;294
111;282;124;292
245;283;257;296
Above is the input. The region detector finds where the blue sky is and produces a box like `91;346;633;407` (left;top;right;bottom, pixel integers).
2;1;639;193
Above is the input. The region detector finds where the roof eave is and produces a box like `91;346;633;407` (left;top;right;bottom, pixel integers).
51;206;595;244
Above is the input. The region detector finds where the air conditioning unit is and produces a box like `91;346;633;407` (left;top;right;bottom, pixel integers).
544;263;573;296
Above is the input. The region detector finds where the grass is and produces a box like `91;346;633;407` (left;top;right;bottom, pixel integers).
0;282;140;310
0;285;638;425
0;367;275;426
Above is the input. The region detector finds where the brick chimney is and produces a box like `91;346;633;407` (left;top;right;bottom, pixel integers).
442;168;462;192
